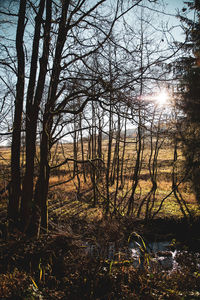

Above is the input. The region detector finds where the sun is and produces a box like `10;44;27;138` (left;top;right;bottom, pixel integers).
155;89;169;106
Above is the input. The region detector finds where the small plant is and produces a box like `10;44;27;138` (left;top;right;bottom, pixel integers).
128;231;151;267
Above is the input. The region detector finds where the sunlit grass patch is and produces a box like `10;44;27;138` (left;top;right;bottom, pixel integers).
0;147;11;164
0;137;199;222
151;196;200;218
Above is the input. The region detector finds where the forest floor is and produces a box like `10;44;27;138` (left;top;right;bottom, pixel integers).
0;213;200;299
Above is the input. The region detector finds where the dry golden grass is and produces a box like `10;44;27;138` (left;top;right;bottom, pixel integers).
0;147;11;165
48;137;199;219
0;137;199;220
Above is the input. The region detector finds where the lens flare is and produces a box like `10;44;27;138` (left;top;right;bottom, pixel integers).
155;89;169;106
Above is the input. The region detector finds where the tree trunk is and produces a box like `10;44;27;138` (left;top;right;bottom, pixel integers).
120;114;127;189
105;101;113;215
20;0;51;230
33;117;51;234
113;114;121;214
8;0;26;227
31;0;70;234
79;114;87;182
127;123;142;216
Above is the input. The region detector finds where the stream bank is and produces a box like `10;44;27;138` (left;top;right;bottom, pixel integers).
0;215;200;299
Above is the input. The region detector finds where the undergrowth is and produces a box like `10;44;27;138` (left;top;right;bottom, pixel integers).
0;216;200;299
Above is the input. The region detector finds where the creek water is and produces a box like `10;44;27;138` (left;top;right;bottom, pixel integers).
85;239;200;272
85;240;200;299
85;240;173;261
129;240;177;269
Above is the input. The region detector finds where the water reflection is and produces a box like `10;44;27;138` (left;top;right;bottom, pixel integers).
85;240;200;272
129;240;177;269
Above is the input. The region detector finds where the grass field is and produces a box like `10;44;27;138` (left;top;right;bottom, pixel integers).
50;138;199;220
1;136;198;223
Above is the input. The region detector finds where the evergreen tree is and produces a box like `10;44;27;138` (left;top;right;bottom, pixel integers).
176;0;200;203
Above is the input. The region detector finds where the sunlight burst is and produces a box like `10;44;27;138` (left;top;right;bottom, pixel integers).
155;89;169;106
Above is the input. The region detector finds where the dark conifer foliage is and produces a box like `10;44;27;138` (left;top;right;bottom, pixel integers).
176;0;200;204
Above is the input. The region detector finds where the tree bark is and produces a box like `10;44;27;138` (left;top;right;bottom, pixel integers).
8;0;26;227
20;0;51;230
33;0;70;233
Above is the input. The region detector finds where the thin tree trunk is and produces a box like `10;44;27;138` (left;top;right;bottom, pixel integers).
106;101;113;215
97;118;102;161
172;138;192;219
8;0;26;227
113;114;121;214
73;117;78;177
79;114;87;182
120;114;127;189
127;123;142;216
33;117;51;234
91;100;97;206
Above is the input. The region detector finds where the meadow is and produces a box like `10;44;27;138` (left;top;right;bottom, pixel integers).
0;135;199;224
49;137;198;221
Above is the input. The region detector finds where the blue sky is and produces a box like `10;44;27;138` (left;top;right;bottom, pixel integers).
164;0;190;42
167;0;185;10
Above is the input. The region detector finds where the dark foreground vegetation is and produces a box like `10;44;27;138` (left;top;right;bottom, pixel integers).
0;215;200;299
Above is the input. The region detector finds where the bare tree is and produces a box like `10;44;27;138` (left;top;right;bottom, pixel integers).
6;0;147;235
8;0;26;227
